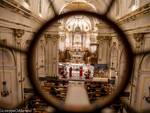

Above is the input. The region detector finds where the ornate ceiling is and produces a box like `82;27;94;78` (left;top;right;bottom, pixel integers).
65;15;92;32
51;0;110;14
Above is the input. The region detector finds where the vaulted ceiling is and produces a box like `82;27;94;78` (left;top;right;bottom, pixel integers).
51;0;111;14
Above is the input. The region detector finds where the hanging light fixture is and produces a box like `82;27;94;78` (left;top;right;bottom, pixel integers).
1;81;9;97
59;39;65;52
0;42;9;97
90;43;98;53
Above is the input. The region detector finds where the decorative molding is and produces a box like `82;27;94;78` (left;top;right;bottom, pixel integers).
13;29;24;45
133;33;144;48
14;29;24;38
44;34;59;39
44;34;59;44
96;3;150;28
96;23;109;29
44;34;52;39
134;33;144;42
0;18;32;28
118;3;150;24
0;0;43;24
97;35;111;43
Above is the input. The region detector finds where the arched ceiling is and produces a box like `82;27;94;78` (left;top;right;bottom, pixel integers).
59;1;97;14
51;0;110;14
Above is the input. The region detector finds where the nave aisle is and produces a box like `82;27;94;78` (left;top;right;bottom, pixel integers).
65;81;90;105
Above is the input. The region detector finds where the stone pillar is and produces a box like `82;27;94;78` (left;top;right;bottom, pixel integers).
134;33;144;51
45;34;52;76
133;33;144;108
13;29;24;103
45;34;59;77
97;36;103;64
97;35;111;64
52;35;59;77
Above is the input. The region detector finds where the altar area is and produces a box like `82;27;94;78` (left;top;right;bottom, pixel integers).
58;62;94;80
58;15;99;80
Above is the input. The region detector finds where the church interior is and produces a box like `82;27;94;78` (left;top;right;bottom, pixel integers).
0;0;150;113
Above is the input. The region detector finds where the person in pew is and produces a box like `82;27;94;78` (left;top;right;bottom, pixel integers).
50;86;57;96
84;69;90;79
79;66;83;79
69;67;72;78
63;68;68;78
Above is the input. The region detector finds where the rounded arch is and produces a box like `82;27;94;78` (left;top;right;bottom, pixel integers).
59;1;97;14
0;48;17;106
118;48;127;79
110;45;118;69
0;48;15;66
11;50;17;66
135;54;150;111
139;54;150;71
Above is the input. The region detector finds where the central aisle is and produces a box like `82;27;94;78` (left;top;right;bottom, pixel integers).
65;81;90;105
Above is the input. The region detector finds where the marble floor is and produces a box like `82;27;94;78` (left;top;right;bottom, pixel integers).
65;81;90;105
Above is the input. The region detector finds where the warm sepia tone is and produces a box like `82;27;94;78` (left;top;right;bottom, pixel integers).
0;0;150;113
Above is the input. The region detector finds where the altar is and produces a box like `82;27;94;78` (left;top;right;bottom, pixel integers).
65;63;94;79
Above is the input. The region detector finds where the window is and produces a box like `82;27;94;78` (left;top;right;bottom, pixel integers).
39;0;42;14
22;0;30;9
24;0;30;5
116;0;120;16
129;0;139;11
129;0;136;8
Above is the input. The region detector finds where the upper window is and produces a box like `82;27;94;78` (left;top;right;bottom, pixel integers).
24;0;30;5
39;0;42;16
116;0;120;16
22;0;30;9
129;0;136;8
129;0;139;11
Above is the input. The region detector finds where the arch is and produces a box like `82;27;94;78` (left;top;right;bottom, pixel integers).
58;12;98;54
0;48;15;66
118;48;127;80
135;54;150;110
59;1;97;14
0;48;17;106
110;46;118;69
140;54;150;71
109;41;120;69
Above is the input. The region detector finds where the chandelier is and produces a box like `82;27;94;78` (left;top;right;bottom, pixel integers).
90;43;98;53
